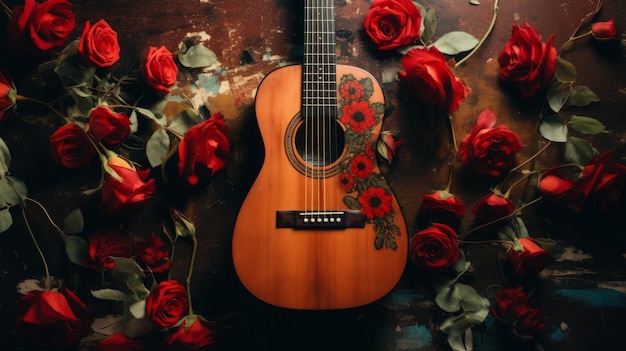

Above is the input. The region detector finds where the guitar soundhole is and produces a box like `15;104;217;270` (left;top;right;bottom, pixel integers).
285;113;345;177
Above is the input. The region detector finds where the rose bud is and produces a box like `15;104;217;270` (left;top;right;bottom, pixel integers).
377;130;405;164
0;68;17;122
537;167;577;202
93;333;144;351
591;19;618;41
418;190;466;226
507;238;552;277
471;192;515;222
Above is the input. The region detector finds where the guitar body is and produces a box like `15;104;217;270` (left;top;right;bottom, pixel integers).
232;64;407;310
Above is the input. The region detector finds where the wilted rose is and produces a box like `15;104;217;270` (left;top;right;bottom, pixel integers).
470;192;515;222
459;109;523;178
363;0;421;50
49;122;96;168
146;280;188;328
178;112;230;186
0;68;16;122
93;332;144;351
84;227;133;271
163;315;216;351
418;190;466;226
88;106;131;144
141;45;179;95
498;23;557;97
507;238;552;277
77;19;121;68
99;156;156;218
410;223;460;271
591;19;617;41
538;167;577;202
398;46;469;113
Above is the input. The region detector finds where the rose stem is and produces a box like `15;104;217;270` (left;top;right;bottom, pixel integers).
15;95;71;124
185;233;198;316
0;1;13;16
455;0;499;67
20;205;51;291
25;197;67;240
558;0;604;56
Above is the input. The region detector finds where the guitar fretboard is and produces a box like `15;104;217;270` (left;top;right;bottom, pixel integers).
303;0;337;119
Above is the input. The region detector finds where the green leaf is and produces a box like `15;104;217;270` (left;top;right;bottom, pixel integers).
0;138;11;172
64;235;87;266
63;208;84;235
109;257;147;296
128;295;146;319
547;81;571;113
134;106;157;121
565;136;597;165
433;31;479;55
91;288;128;301
419;5;437;44
178;43;218;68
570;115;605;134
436;283;477;313
555;56;577;83
146;129;170;167
168;108;199;136
0;208;13;234
569;86;601;106
539;114;568;142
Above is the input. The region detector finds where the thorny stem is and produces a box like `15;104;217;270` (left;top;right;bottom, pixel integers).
185;233;198;316
15;95;71;124
25;197;66;240
455;0;499;67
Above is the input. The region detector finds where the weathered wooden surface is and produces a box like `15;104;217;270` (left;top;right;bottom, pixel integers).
0;0;625;350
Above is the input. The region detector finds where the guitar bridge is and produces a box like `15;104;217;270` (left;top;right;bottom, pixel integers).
276;210;365;229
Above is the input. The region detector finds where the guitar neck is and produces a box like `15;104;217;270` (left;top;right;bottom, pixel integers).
303;0;337;120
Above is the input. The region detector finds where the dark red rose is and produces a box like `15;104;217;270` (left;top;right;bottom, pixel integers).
178;112;230;186
93;332;144;351
1;68;16;122
507;238;552;277
363;0;421;50
538;167;577;202
7;0;75;54
490;286;530;323
470;192;515;222
88;106;131;144
14;287;92;349
418;190;466;226
146;280;188;328
398;46;469;113
77;19;121;68
136;232;171;274
459;109;523;178
498;23;557;97
84;227;133;271
591;19;617;41
163;315;216;351
358;186;393;219
141;45;179;95
340;100;377;132
49;122;96;168
99;156;156;218
514;307;546;337
410;223;460;271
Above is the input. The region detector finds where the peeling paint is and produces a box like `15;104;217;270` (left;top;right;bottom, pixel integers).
393;324;432;350
555;288;626;307
556;246;593;261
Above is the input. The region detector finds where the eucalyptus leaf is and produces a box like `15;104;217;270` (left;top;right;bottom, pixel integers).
5;176;27;205
569;86;601;106
547;81;571;113
434;31;479;55
168;108;199;136
134;106;157;121
63;208;84;235
146;129;171;167
178;43;218;69
91;288;128;301
435;283;479;313
0;208;13;234
0;138;11;171
129;110;139;133
539;114;568;142
440;314;473;351
420;6;437;44
128;295;146;319
64;235;87;266
555;56;577;83
565;136;597;165
109;257;146;293
570;115;605;135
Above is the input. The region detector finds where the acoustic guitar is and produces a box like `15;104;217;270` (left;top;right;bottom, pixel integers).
232;0;407;310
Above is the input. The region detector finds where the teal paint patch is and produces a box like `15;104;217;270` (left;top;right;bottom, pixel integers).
381;289;435;308
550;325;565;341
195;74;221;95
555;288;626;307
393;325;432;350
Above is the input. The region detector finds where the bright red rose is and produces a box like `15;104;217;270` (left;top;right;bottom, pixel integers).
49;122;96;168
93;332;144;351
459;109;523;178
84;227;133;271
591;19;617;41
538;167;577;202
7;0;75;54
163;315;216;351
358;185;393;219
14;287;92;349
136;232;171;274
141;45;179;95
178;112;230;185
99;156;156;218
498;23;557;97
0;68;17;122
418;190;466;226
507;238;552;277
470;192;515;222
410;223;460;271
77;19;121;68
146;280;188;328
398;46;469;113
88;106;131;144
363;0;421;50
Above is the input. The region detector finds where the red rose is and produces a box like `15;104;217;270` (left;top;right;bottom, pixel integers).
7;0;75;54
514;307;546;337
146;280;188;328
141;45;179;95
77;19;121;68
363;0;421;50
99;156;156;218
88;106;131;144
568;150;626;213
490;286;530;323
538;167;576;202
410;223;460;271
398;46;469;113
418;190;466;226
14;287;92;349
84;227;133;271
178;112;230;185
0;68;16;122
507;238;552;277
591;19;617;41
163;315;216;351
49;122;96;168
470;192;515;222
459;109;523;178
93;332;144;351
498;23;557;97
136;232;171;274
